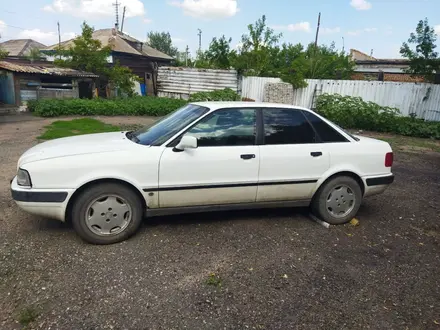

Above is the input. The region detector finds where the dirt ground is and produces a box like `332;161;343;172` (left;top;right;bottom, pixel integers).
0;116;439;330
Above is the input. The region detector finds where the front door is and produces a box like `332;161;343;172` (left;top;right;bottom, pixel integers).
158;108;260;208
257;108;330;202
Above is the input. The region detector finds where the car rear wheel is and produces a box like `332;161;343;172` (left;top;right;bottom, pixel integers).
312;176;362;225
71;183;143;244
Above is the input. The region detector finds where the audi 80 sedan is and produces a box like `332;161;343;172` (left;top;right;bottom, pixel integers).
11;102;394;244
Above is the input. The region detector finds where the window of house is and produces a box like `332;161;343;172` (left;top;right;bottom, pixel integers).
263;108;316;145
184;108;256;146
302;111;349;143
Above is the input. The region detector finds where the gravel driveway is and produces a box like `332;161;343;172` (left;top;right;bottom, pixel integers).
1;116;439;329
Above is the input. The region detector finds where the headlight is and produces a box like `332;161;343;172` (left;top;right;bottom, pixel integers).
17;168;32;187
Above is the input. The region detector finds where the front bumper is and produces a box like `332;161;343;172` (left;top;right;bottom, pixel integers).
10;176;74;222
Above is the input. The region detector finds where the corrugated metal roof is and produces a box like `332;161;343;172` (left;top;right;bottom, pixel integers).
0;39;47;56
0;61;98;77
43;28;173;61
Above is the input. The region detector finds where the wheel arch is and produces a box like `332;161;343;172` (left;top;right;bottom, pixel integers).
312;171;365;201
65;178;147;223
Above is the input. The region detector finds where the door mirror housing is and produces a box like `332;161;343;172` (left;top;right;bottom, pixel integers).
173;135;198;152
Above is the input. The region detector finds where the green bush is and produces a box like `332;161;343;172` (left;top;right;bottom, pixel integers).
188;88;240;102
32;96;187;117
315;93;440;140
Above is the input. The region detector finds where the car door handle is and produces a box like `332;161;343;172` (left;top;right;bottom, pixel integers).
310;151;322;157
241;154;255;160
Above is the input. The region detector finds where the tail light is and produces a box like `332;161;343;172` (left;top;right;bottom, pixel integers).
385;152;393;167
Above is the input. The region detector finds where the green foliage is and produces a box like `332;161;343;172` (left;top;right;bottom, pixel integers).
316;94;440;140
0;47;9;60
25;47;46;62
147;31;178;57
53;21;139;95
17;306;39;326
203;35;233;69
188;88;240;102
38;118;120;140
400;18;440;82
206;273;222;287
32;96;187;117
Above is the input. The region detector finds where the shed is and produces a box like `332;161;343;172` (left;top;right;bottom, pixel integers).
0;59;98;108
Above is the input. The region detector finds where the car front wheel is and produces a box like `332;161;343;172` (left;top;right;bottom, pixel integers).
312;176;363;225
71;183;143;244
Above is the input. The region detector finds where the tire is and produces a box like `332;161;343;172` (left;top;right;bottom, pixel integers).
71;183;144;244
311;176;362;225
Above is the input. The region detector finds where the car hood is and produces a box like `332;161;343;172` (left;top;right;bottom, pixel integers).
18;132;144;167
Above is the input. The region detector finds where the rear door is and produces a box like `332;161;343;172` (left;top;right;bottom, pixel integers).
256;108;330;202
158;108;260;208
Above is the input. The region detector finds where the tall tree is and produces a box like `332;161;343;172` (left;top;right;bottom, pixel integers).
205;35;233;69
400;18;440;82
55;22;139;96
147;31;178;57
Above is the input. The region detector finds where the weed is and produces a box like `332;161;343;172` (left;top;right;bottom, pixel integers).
17;306;39;326
206;272;222;287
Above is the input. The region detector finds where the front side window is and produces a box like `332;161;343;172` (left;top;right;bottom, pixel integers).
183;108;256;147
263;108;316;145
302;111;349;143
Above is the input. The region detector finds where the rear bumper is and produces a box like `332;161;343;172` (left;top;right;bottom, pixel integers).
10;176;73;222
363;173;394;197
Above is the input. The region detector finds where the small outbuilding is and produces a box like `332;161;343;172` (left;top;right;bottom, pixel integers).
0;59;98;108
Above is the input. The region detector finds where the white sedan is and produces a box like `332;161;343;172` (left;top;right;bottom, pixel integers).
11;102;394;244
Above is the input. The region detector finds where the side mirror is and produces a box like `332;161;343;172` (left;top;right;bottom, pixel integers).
173;135;198;152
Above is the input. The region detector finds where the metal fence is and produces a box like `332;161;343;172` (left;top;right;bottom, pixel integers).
242;77;440;121
157;67;239;99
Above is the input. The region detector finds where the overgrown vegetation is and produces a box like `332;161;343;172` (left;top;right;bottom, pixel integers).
188;88;240;102
147;31;178;57
29;88;239;117
17;306;39;326
53;22;139;96
38;118;120;140
316;94;440;140
30;96;187;117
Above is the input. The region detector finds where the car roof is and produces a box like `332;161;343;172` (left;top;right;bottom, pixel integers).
190;101;312;112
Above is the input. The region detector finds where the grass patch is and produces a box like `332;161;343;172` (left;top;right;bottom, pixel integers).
38;118;120;140
17;306;39;326
206;272;222;287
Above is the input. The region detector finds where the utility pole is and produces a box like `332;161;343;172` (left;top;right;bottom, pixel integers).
314;12;321;49
342;36;345;53
113;0;120;30
197;28;202;55
57;21;61;59
370;49;374;57
185;45;189;66
121;6;126;32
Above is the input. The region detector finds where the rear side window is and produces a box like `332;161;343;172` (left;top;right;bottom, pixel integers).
302;111;349;143
263;109;316;144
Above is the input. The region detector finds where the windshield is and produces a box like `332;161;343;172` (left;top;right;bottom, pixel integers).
132;104;209;146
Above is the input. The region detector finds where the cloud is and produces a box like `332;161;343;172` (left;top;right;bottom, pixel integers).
17;29;76;45
347;27;378;36
272;22;311;32
43;0;145;18
321;27;341;35
143;18;152;24
169;0;238;19
435;25;440;35
350;0;372;10
0;20;6;33
172;37;185;43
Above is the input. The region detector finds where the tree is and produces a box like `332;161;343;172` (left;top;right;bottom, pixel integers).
232;15;282;76
54;22;139;96
147;31;178;57
400;18;440;82
204;35;233;69
0;47;8;60
25;47;45;63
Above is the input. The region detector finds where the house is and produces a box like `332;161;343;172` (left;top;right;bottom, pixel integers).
41;28;174;96
0;58;98;109
350;49;424;83
0;39;47;58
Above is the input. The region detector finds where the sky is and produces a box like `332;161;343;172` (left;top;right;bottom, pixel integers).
1;0;440;59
